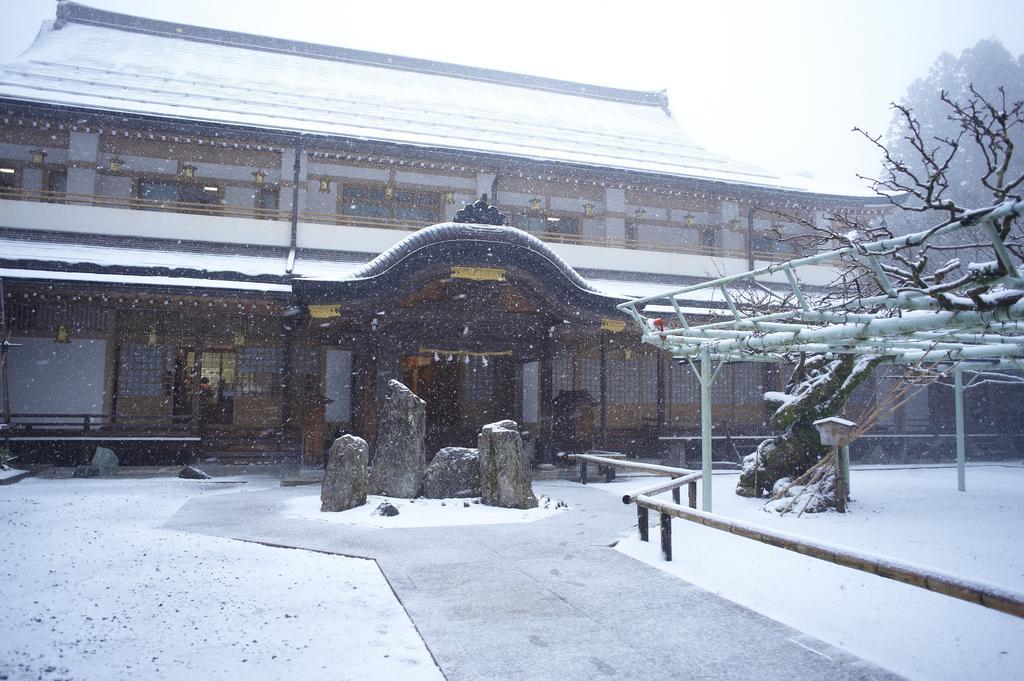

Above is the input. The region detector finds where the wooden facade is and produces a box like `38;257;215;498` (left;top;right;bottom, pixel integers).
4;3;952;466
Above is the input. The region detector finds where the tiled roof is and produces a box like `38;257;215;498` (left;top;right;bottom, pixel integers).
0;2;827;192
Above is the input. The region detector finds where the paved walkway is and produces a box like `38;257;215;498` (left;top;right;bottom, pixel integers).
164;479;902;681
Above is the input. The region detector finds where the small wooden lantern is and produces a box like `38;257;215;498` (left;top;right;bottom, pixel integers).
813;416;857;513
812;417;856;447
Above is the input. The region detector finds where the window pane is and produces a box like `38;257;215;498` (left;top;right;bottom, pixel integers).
546;217;579;236
342;185;387;218
118;344;165;397
256;187;279;210
608;358;640;404
701;227;718;249
394;190;439;222
48;170;67;194
640;356;658;404
509;214;546;232
551;355;574;394
670;362;698;404
237;347;283;397
179;184;219;205
462;363;495;401
139;180;180;202
579;357;600;397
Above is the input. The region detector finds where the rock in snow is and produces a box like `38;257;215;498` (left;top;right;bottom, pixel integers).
369;380;426;498
178;465;211;480
321;435;369;512
478;420;537;509
422;447;480;499
91;447;119;477
373;501;400;517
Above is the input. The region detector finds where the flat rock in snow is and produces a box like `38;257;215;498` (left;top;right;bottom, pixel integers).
423;447;480;499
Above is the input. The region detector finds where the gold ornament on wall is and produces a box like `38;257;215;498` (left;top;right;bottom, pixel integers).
55;323;71;343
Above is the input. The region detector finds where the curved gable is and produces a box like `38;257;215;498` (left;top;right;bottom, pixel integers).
295;223;626;319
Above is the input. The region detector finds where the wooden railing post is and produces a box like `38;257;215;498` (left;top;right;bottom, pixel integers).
688;480;697;509
580;458;588;485
638;506;649;542
660;512;672;561
833;447;847;513
671;476;681;504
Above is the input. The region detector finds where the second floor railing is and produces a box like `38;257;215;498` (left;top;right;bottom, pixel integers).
0;186;790;262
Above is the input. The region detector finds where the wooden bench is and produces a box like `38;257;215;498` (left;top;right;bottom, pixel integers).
5;413;200;464
581;450;626;483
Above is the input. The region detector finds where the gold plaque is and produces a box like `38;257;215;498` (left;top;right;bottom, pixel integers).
451;266;506;282
601;318;627;333
308;304;342;319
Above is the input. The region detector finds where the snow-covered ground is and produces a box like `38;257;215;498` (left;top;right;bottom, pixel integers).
4;465;1021;681
283;493;566;528
0;477;444;681
606;464;1024;681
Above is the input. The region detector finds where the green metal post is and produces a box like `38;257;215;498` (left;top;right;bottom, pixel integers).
954;367;966;492
700;347;713;512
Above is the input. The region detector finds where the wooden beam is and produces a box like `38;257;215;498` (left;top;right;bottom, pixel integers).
635;494;1024;620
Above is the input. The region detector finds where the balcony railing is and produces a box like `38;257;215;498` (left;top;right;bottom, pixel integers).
0;186;789;262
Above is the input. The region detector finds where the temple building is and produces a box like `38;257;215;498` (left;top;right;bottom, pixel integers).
7;1;975;467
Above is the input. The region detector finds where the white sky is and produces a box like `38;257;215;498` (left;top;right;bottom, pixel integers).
2;0;1022;193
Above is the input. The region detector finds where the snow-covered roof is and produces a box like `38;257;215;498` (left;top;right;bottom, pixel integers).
0;237;289;277
0;267;292;293
0;3;846;194
0;232;731;308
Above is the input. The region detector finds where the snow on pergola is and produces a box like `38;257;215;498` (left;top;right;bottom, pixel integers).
617;199;1024;511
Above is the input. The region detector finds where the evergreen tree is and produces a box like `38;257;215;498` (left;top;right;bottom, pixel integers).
885;39;1023;212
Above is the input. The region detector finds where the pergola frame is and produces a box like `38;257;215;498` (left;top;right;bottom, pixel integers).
617;200;1024;511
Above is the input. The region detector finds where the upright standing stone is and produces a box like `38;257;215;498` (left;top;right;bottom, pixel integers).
369;380;426;498
321;435;369;512
91;447;119;476
478;420;537;509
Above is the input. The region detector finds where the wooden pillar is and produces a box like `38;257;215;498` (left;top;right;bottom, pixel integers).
362;336;379;446
599;332;608;449
190;348;203;436
660;512;672;561
279;309;296;433
833;446;847;513
106;307;121;424
0;279;10;442
538;338;554;463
